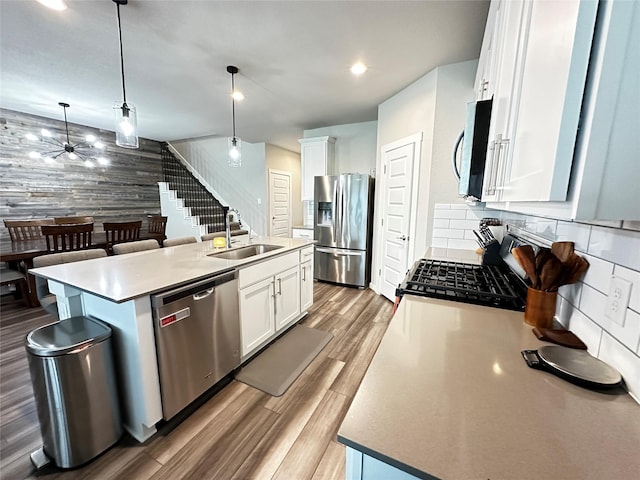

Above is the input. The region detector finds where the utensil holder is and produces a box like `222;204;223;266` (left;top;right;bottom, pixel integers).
524;287;557;328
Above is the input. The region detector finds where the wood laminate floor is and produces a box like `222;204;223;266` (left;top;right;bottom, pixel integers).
0;282;392;480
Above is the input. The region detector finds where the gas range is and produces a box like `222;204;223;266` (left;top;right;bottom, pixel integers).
396;233;529;311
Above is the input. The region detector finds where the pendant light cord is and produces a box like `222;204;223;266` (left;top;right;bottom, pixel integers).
62;104;71;145
231;72;236;138
116;2;127;105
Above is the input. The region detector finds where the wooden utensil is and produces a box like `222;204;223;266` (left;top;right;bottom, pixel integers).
512;245;538;288
539;253;564;291
551;241;575;263
535;248;552;290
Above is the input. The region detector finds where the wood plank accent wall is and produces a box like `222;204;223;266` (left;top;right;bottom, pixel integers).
0;108;163;250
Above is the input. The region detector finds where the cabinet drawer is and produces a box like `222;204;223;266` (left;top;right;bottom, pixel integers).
292;228;314;240
239;251;299;289
300;246;314;262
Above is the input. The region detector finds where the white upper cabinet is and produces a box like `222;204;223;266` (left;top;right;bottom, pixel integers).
484;0;640;220
479;0;598;203
299;136;336;201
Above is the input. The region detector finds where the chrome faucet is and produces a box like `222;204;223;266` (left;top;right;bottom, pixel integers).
224;207;231;248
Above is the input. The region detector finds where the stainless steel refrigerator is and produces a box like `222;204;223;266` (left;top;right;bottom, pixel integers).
314;174;374;287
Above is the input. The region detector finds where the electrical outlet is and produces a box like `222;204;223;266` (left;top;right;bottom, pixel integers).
604;276;632;326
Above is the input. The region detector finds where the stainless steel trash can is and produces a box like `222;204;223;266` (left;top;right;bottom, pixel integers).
25;316;122;468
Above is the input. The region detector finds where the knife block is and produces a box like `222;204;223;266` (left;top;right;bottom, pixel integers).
481;241;502;266
524;287;557;328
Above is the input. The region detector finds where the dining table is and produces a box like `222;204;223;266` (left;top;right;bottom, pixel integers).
0;231;162;308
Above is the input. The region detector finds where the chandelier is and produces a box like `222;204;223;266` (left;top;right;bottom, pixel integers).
227;65;242;167
25;102;108;168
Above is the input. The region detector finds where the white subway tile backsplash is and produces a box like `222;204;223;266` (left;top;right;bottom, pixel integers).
588;226;640;272
562;306;603;357
447;239;477;250
443;210;467;220
558;282;582;308
614;265;640;313
580;284;640;353
431;237;448;248
555;221;591;252
599;333;640;401
433;219;449;229
582;254;614;294
433;228;464;239
449;204;468;210
449;219;480;230
465;209;486;220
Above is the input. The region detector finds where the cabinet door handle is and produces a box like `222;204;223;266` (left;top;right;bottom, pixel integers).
302;266;306;282
277;278;282;295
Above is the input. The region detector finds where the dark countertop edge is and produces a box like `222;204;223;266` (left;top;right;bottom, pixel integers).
336;434;439;480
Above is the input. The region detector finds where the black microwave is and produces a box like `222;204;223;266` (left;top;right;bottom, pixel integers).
453;99;492;201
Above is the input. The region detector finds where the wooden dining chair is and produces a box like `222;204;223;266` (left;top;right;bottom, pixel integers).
147;215;167;237
112;239;160;255
4;219;55;242
0;263;29;306
104;220;142;253
54;216;95;225
41;223;94;253
32;249;107;319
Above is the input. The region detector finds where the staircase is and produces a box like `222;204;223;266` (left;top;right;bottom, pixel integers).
160;145;246;239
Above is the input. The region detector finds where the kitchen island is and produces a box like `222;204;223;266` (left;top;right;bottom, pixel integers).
337;295;640;479
29;236;314;443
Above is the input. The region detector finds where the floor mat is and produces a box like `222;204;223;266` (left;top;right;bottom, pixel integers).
235;325;333;396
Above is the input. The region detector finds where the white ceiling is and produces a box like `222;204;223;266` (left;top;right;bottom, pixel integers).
0;0;489;153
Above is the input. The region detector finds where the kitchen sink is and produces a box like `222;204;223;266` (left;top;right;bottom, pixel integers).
207;244;283;260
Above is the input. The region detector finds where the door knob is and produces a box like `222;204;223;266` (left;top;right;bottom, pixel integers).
397;235;407;241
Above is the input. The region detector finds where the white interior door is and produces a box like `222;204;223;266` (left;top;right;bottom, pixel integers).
269;169;292;237
378;136;420;301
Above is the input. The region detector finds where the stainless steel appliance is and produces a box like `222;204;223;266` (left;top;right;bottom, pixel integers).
25;316;122;469
452;99;493;201
314;174;374;287
152;270;240;420
396;233;528;311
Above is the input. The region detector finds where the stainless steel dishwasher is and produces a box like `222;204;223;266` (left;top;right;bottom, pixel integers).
151;269;240;420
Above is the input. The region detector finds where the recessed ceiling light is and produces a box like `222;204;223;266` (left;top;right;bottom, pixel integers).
36;0;68;11
350;62;368;75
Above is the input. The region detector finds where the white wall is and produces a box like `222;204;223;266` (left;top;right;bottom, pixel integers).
265;144;303;228
170;137;269;234
371;59;477;291
304;121;378;175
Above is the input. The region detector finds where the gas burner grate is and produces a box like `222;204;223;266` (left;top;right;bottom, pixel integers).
398;259;527;311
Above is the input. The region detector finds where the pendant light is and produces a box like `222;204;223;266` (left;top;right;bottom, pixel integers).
25;102;108;168
112;0;138;149
227;65;241;167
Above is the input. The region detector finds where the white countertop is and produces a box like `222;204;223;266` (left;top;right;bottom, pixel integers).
337;295;640;479
30;236;314;303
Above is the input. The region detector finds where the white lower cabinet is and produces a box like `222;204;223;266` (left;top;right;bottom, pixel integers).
346;447;421;480
239;248;311;360
239;277;275;356
274;266;300;331
300;246;314;312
